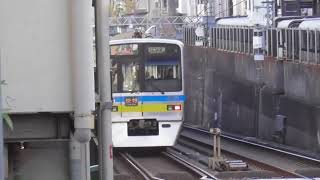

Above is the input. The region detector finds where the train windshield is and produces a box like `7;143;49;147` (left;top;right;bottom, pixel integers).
144;44;182;92
111;43;182;93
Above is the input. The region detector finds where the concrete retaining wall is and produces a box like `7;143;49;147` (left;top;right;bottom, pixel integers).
184;46;320;155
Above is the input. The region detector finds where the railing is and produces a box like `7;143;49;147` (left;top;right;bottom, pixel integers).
210;26;254;55
183;27;196;46
183;26;320;64
276;28;320;64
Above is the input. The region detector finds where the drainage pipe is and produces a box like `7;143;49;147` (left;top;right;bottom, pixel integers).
71;0;95;143
70;134;91;180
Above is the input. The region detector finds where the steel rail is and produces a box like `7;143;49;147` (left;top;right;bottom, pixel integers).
119;152;163;180
181;125;317;179
163;150;217;180
178;135;310;179
183;124;320;163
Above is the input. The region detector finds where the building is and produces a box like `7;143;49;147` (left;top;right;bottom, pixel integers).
177;0;232;17
111;0;179;17
135;0;179;17
233;0;248;16
280;0;318;16
212;0;232;17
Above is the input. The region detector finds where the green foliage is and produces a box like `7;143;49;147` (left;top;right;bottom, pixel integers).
2;113;13;130
124;0;136;14
111;0;136;17
1;80;13;130
1;80;7;85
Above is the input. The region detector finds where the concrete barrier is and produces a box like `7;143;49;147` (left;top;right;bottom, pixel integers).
184;46;320;155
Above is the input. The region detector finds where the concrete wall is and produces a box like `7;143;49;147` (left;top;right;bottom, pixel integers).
5;114;71;179
0;0;73;113
184;46;320;155
8;142;69;180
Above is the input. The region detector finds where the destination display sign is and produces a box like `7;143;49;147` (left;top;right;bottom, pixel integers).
148;47;166;54
111;44;138;56
125;97;139;106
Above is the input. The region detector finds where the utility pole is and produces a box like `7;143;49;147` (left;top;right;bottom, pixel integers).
252;0;275;138
147;0;150;28
204;0;211;46
95;0;114;179
160;0;162;16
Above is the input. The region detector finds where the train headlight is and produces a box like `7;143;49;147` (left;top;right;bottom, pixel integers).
167;105;182;111
112;106;118;112
174;105;181;110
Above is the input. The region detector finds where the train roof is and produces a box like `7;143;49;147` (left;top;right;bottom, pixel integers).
277;19;304;28
277;17;320;29
216;16;251;27
299;20;320;30
110;38;184;47
274;16;303;26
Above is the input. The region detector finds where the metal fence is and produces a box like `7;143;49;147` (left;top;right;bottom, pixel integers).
210;26;254;55
183;27;210;47
183;26;320;64
275;28;320;64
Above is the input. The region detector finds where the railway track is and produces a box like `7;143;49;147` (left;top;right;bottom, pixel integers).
117;150;217;180
177;124;320;179
91;125;319;179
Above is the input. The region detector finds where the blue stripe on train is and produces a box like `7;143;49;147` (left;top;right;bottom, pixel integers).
113;95;186;103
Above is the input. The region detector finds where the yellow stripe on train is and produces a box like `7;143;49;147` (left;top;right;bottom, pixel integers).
112;104;183;113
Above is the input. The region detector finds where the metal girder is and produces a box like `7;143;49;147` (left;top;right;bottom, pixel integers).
109;16;203;27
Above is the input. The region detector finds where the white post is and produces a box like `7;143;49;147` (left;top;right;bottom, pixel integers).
71;0;95;143
70;0;95;179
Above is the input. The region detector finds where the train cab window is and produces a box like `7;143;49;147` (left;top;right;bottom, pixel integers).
122;62;140;92
111;62;119;93
111;44;141;93
145;65;180;80
111;61;141;93
110;43;182;93
144;44;182;92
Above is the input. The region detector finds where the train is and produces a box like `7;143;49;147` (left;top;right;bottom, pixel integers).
110;38;185;148
276;17;320;62
214;15;320;63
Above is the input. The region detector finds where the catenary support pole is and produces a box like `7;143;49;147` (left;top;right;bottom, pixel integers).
0;51;4;180
95;0;114;179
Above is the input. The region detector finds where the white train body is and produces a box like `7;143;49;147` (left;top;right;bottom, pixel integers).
110;39;185;147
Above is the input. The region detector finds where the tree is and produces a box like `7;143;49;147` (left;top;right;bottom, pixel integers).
124;0;136;14
0;80;13;130
111;0;136;17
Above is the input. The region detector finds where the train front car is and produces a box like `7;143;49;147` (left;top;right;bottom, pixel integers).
110;39;185;148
